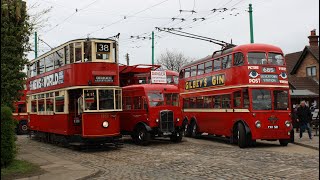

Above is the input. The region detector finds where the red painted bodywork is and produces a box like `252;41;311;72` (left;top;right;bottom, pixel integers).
179;44;292;140
119;84;182;133
13;90;28;122
27;62;121;138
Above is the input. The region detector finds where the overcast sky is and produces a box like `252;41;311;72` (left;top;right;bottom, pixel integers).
26;0;319;65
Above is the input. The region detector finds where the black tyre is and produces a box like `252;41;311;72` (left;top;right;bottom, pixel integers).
279;139;289;146
182;120;190;137
190;121;200;138
237;123;248;148
133;125;151;146
170;130;183;143
17;121;29;135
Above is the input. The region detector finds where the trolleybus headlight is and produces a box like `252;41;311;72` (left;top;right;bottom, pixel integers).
285;121;291;128
255;120;262;128
156;119;159;123
177;118;180;122
102;121;109;128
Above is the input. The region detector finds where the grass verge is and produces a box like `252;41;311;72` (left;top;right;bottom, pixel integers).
1;159;45;180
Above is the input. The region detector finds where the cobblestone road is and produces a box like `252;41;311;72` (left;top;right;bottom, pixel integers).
18;135;319;180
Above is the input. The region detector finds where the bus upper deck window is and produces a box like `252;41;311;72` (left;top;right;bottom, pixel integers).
184;68;190;78
247;52;266;65
268;53;284;65
233;53;244;66
179;70;184;79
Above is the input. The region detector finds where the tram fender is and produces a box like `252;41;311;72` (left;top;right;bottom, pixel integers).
135;122;152;132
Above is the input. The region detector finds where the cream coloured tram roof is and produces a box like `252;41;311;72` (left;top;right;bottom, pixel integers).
29;38;117;64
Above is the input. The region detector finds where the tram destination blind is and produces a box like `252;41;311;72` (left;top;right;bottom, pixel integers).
94;76;114;83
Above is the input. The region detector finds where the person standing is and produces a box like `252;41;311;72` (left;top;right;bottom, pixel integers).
297;101;312;139
77;94;84;116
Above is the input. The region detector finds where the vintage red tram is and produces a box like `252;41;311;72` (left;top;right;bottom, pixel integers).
179;44;293;148
26;38;122;146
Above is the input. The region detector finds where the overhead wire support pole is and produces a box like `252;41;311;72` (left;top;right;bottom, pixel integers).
249;3;254;43
34;32;38;58
152;31;155;65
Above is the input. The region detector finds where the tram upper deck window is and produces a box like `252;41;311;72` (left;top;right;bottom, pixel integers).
75;42;82;62
84;41;92;62
197;64;204;75
268;53;284;66
247;52;266;65
204;61;213;73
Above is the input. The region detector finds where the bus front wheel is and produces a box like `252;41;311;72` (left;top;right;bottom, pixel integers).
237;123;248;148
133;125;150;146
170;130;183;143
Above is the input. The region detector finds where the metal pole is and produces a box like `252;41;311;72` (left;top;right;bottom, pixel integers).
249;4;254;43
35;32;38;58
152;31;154;65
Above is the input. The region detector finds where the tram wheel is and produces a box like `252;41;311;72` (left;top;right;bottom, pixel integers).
170;130;183;143
237;123;248;148
134;125;150;146
17;122;29;135
279;139;289;146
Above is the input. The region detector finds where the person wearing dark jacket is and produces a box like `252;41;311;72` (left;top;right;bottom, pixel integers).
296;101;312;139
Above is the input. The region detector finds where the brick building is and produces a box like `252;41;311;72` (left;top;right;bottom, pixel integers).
285;29;319;109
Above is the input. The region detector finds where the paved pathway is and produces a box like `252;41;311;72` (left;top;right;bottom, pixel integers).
293;129;319;150
15;135;319;180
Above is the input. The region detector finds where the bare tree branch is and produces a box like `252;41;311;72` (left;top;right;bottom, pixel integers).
156;49;192;72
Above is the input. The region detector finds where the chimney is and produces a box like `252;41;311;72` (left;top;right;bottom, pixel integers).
308;29;319;47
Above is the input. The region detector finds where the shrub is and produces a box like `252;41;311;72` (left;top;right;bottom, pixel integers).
1;106;16;167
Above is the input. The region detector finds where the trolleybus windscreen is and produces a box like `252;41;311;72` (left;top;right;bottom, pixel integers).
252;89;272;110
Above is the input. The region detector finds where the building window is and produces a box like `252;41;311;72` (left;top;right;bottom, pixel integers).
306;66;317;77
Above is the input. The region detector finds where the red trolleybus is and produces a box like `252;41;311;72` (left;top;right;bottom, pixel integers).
13;89;29;134
26;38;122;146
120;84;183;145
179;44;292;148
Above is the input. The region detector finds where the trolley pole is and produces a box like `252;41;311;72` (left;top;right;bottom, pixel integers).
249;4;254;43
152;31;155;65
35;31;38;58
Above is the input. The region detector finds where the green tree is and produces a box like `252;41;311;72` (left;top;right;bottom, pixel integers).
1;106;16;167
1;0;31;108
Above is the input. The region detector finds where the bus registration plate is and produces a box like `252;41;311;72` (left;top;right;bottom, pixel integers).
268;125;279;129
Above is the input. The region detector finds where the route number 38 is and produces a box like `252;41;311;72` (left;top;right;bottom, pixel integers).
96;43;110;53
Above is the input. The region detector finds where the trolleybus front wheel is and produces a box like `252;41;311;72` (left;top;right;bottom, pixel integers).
237;123;248;148
279;139;289;146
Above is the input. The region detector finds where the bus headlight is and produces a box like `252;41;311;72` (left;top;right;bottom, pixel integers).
285;121;291;128
176;118;180;122
102;121;109;128
255;120;261;128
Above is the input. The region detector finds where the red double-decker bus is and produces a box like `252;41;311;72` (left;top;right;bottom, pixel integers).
119;64;183;145
179;44;292;148
26;38;122;146
13;89;28;134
